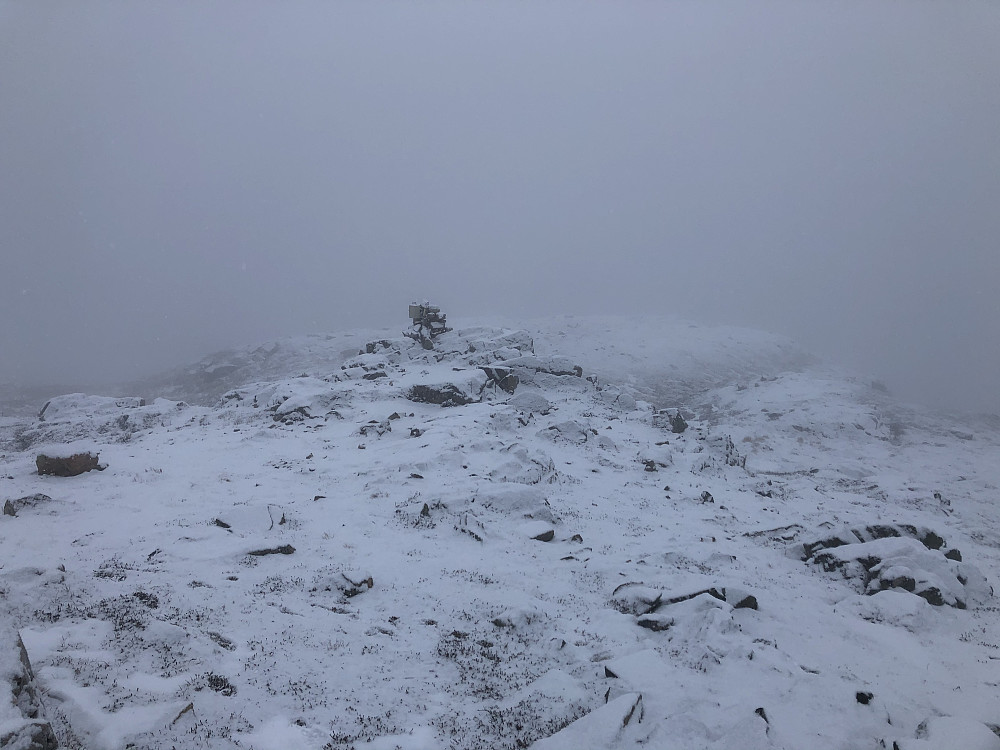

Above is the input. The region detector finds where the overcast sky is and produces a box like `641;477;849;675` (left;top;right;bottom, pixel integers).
1;1;998;412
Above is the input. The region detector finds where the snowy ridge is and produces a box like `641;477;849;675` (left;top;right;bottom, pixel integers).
1;320;998;750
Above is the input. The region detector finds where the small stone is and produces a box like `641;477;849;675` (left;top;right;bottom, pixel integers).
856;691;873;705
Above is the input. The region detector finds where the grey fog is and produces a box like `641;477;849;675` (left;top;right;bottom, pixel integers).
1;1;998;413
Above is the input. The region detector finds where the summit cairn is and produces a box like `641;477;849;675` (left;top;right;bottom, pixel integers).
404;301;452;349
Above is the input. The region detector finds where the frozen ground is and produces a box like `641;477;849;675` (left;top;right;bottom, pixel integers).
1;317;998;750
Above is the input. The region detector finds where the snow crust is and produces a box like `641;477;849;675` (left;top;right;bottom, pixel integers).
1;317;998;750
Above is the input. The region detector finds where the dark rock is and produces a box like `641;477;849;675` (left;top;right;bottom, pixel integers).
699;491;714;504
643;460;658;472
365;340;393;354
883;575;916;592
755;707;769;724
856;691;873;705
636;614;674;632
730;593;759;610
915;587;945;607
480;366;519;394
407;384;475;407
36;451;103;477
532;529;555;543
944;549;963;562
919;531;945;550
213;518;231;529
669;412;688;433
604;666;618;678
362;371;388;380
247;545;295;556
410;428;424;438
341;572;374;597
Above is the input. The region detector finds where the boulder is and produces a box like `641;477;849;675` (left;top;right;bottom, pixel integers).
510;389;551;415
1;631;58;750
3;494;52;518
653;409;688;433
36;452;102;477
495;355;583;384
480;366;519;394
407;384;476;407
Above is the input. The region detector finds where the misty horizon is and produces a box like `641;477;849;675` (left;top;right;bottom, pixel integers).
2;1;998;413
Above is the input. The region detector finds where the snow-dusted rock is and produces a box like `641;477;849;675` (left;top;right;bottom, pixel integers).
0;630;57;750
531;693;644;750
406;369;488;407
901;716;1000;750
510;389;551;415
2;494;52;518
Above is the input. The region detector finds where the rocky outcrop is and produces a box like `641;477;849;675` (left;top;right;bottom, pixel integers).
801;525;988;608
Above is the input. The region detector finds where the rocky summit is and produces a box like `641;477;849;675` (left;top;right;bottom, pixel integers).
0;318;998;750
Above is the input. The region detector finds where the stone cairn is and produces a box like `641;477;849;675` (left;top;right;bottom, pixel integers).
403;302;452;349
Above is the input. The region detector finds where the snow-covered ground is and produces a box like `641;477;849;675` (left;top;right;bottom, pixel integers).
1;318;998;750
